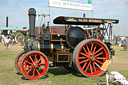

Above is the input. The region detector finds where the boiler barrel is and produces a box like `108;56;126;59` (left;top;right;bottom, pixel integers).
39;42;67;55
24;41;68;55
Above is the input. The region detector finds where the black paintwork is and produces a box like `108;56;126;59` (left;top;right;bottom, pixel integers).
54;16;119;25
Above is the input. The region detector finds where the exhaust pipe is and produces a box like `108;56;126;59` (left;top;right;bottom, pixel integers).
6;16;8;27
28;8;36;41
24;8;38;52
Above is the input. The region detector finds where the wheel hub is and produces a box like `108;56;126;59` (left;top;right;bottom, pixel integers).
33;63;38;68
90;54;95;61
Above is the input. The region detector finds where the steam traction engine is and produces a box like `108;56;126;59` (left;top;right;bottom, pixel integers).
15;8;119;79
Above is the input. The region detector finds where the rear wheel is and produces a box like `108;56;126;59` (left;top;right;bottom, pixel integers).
73;39;110;77
20;51;49;79
15;51;25;74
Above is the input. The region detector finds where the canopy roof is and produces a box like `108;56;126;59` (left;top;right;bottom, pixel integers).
0;27;29;31
83;27;106;30
53;16;119;25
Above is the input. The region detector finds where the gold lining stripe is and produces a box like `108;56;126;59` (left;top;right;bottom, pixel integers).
38;41;40;51
50;43;54;54
57;54;70;63
51;33;66;42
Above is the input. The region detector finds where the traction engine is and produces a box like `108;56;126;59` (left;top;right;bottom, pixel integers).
15;8;119;79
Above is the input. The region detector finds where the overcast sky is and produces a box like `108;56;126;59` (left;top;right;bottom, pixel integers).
0;0;128;36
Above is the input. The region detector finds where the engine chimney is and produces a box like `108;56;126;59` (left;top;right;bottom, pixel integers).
28;8;36;40
6;16;8;27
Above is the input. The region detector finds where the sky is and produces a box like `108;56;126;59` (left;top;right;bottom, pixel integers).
0;0;128;36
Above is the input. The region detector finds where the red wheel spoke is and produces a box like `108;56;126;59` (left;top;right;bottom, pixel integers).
29;56;34;63
32;69;35;76
38;67;45;70
21;55;23;57
25;64;27;67
23;63;26;66
27;68;32;74
91;43;94;52
18;60;20;62
83;47;88;54
85;62;91;72
38;62;45;65
86;45;90;53
24;66;32;69
95;60;103;64
94;62;101;69
90;63;93;74
82;62;87;69
93;62;96;72
79;57;86;59
93;45;97;54
80;52;89;58
96;57;106;60
79;59;89;64
37;57;43;63
94;47;103;55
36;69;41;75
95;52;103;57
34;55;37;62
25;60;32;65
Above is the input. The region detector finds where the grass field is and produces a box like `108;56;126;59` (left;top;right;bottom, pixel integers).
0;43;128;85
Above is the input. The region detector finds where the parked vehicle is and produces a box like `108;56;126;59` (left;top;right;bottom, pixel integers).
15;8;119;79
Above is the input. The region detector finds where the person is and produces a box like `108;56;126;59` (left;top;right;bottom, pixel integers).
2;35;6;45
121;39;127;51
10;36;14;45
4;36;10;50
96;28;103;40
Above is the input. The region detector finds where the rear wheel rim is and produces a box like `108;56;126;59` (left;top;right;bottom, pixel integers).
20;51;49;79
74;40;109;77
15;51;25;73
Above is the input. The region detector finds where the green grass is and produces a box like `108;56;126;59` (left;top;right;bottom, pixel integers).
0;43;128;85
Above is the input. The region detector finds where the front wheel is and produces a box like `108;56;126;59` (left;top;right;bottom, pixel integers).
73;39;110;77
20;51;49;79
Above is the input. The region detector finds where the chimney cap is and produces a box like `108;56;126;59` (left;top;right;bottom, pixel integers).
28;8;36;16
